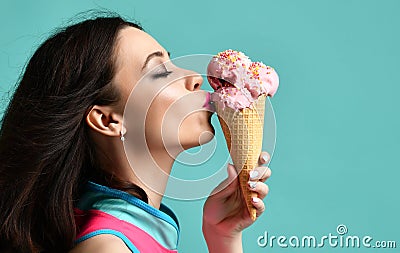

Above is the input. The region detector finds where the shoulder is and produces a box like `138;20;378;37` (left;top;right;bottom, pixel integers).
68;234;131;253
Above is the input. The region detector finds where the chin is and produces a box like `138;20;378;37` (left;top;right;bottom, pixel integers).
180;126;215;150
198;128;215;145
197;114;215;145
179;111;215;149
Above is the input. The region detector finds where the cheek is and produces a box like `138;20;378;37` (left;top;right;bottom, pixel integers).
138;82;214;151
123;80;177;150
144;85;184;149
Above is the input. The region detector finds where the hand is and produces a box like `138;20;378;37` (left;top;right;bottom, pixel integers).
202;151;272;253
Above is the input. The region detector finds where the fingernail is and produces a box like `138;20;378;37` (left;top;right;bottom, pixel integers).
252;197;260;203
250;170;259;179
262;155;269;162
248;181;257;189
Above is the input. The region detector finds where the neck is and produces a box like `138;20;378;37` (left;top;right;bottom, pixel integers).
119;144;179;209
95;132;184;210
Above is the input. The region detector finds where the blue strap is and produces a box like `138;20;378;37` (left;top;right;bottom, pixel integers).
87;181;180;233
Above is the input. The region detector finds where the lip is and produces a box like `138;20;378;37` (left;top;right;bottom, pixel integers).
202;92;215;112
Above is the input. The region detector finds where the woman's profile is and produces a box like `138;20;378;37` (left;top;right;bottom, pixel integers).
0;15;272;253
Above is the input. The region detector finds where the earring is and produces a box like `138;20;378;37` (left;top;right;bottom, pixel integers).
120;130;125;142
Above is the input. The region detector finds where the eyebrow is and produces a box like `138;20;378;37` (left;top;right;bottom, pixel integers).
141;50;171;70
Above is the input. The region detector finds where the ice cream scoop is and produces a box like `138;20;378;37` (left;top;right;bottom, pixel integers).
247;61;279;98
207;49;279;111
207;49;252;91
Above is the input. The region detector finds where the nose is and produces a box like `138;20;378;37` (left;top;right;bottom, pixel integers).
184;70;203;91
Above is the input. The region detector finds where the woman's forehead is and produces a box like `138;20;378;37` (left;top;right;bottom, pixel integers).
114;27;165;70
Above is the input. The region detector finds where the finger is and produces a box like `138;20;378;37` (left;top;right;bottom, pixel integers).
210;163;239;199
249;167;271;182
258;151;271;166
251;197;266;218
248;181;269;199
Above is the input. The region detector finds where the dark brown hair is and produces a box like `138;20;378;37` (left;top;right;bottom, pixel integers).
0;15;147;252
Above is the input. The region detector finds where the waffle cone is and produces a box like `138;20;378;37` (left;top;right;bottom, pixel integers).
215;95;266;221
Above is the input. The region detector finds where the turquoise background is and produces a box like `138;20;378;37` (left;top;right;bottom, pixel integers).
1;0;399;252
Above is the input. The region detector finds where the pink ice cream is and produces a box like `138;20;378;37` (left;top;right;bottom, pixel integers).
207;49;279;110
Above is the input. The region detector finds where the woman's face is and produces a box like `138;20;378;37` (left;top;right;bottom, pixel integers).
113;27;214;154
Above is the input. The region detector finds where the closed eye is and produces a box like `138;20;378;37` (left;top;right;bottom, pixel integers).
152;63;172;79
153;70;172;78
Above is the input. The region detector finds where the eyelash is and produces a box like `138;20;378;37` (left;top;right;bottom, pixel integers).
153;70;172;78
152;64;173;79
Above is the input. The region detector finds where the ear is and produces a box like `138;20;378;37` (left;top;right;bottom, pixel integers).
85;105;126;137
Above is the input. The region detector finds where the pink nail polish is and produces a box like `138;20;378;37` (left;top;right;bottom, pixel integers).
252;197;259;203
